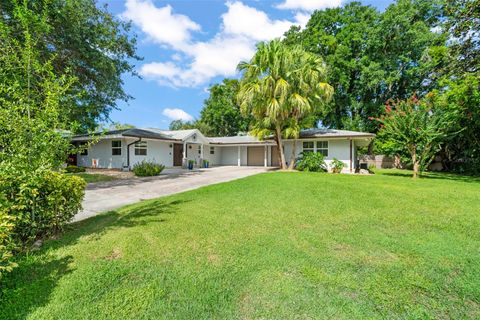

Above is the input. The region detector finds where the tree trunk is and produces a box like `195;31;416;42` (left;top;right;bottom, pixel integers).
412;148;419;178
276;126;287;170
287;140;296;170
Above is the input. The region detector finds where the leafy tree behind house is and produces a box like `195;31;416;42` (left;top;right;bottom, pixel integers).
284;0;445;131
200;79;251;136
0;0;140;132
238;40;333;170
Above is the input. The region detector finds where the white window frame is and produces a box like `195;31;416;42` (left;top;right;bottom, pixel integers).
316;141;328;157
210;146;215;155
302;140;329;157
112;140;122;156
134;141;147;156
302;141;315;153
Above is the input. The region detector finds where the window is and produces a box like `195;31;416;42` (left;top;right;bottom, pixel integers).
302;141;314;153
317;141;328;157
198;145;202;155
134;141;147;156
112;140;122;156
210;147;215;155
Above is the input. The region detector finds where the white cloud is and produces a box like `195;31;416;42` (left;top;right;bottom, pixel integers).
124;1;306;88
122;0;200;49
222;1;294;41
162;108;194;122
277;0;342;11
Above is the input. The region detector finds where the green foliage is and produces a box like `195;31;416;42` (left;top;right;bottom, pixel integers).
284;0;445;131
238;39;333;169
132;161;165;177
444;0;480;74
330;158;345;173
0;169;86;248
435;76;480;173
0;0;139;132
65;165;86;173
199;79;251;136
295;152;327;172
0;209;16;279
374;96;458;177
0;2;86;278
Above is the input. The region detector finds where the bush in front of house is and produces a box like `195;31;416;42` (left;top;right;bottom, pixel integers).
65;165;86;173
132;161;165;177
0;169;86;248
330;158;345;173
295;152;327;172
0;169;86;278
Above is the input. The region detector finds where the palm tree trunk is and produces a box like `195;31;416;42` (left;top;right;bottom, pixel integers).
276;126;287;170
287;140;296;170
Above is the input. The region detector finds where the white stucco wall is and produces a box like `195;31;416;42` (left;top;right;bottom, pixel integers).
128;139;173;168
77;138;127;169
76;136;360;171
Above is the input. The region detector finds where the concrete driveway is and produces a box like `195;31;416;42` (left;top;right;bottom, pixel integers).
74;166;272;222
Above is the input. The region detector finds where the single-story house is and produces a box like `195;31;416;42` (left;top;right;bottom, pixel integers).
70;128;375;173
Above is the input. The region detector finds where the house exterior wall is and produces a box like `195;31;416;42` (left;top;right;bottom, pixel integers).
76;136;362;172
77;138;127;169
128;138;173;168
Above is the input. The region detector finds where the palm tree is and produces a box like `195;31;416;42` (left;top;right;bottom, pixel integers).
237;39;333;169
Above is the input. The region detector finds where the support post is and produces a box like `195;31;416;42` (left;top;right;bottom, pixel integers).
237;146;241;167
349;139;353;173
264;145;267;167
183;141;187;168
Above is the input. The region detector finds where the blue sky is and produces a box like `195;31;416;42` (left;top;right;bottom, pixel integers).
101;0;394;129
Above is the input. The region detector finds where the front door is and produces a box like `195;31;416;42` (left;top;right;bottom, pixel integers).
173;144;183;166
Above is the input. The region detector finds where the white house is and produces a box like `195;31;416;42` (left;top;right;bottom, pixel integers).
70;128;375;173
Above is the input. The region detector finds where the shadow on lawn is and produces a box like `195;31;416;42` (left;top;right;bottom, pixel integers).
0;198;187;319
378;170;480;183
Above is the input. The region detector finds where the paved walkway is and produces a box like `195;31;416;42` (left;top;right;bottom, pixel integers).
74;166;272;222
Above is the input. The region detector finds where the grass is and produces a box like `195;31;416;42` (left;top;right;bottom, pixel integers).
1;170;480;319
69;172;117;183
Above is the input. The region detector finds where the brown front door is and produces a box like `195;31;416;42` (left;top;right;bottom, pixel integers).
173;144;183;166
271;146;280;167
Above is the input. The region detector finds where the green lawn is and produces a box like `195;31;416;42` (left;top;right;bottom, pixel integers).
69;172;117;183
2;171;480;319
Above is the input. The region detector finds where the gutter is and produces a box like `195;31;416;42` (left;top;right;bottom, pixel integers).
126;137;142;169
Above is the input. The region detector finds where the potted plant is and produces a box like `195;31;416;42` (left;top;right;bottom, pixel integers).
330;158;345;173
188;159;195;170
203;159;209;168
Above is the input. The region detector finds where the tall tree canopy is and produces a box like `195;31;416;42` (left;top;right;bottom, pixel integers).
238;40;333;169
284;0;444;131
200;79;251;137
0;0;140;132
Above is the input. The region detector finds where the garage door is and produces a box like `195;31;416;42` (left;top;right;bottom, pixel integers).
271;146;280;167
247;147;264;166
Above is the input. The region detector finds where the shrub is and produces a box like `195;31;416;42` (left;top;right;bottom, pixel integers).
132;161;165;177
0;209;16;279
0;169;86;277
1;170;86;246
65;165;86;173
295;152;327;172
330;158;345;173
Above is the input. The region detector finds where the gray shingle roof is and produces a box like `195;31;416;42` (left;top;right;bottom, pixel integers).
299;129;375;138
71;127;374;143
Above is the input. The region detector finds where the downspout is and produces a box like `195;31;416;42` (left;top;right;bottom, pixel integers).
127;137;142;170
